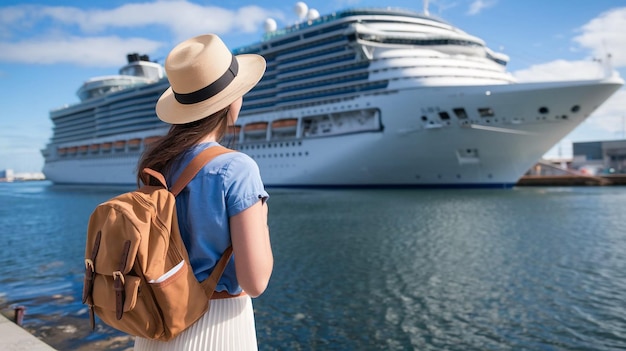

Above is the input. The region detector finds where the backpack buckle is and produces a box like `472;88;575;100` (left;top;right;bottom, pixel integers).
85;259;94;272
113;271;125;285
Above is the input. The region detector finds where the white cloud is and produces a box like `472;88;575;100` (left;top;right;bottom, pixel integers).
573;7;626;68
584;89;626;136
513;7;626;81
66;2;277;40
2;1;279;39
0;1;281;66
512;59;610;82
467;0;497;16
0;36;162;66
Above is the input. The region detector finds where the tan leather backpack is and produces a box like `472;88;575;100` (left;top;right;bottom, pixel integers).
82;146;233;341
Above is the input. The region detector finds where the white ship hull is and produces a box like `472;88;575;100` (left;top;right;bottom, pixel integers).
43;77;623;187
41;8;624;187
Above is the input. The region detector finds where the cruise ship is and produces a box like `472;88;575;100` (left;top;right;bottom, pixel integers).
41;5;624;187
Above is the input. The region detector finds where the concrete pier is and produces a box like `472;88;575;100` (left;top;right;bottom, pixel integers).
0;314;57;351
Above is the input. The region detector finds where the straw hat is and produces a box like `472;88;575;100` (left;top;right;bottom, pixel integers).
156;34;266;124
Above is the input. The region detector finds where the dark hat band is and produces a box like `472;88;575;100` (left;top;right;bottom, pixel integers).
173;55;239;105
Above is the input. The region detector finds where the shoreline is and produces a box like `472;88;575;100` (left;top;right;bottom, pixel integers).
517;174;626;186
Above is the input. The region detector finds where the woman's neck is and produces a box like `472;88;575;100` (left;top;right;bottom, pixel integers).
198;133;217;144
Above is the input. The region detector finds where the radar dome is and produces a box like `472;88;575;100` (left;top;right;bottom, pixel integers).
294;2;308;19
307;8;320;21
264;18;277;32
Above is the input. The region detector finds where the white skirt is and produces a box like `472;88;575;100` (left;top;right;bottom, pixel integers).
134;295;258;351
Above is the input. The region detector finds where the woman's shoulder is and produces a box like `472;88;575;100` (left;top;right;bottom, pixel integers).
192;144;259;175
212;148;256;170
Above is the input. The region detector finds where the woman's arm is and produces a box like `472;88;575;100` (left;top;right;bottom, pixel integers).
230;199;273;297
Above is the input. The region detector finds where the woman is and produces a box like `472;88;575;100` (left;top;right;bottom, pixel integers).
134;34;273;350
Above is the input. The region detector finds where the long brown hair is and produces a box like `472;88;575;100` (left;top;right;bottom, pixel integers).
136;107;232;186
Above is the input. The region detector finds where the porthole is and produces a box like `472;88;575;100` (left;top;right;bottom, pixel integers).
421;116;428;121
571;105;580;113
539;107;549;114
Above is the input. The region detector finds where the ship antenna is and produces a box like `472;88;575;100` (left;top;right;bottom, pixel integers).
604;53;614;78
423;0;430;16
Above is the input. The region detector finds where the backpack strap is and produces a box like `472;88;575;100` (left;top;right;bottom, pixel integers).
169;145;236;298
170;145;234;196
142;168;167;188
201;245;234;299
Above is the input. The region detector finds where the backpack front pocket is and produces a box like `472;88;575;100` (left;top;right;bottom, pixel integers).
149;259;209;339
92;274;164;339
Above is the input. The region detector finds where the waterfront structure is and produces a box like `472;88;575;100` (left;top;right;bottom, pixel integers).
41;6;623;187
572;140;626;175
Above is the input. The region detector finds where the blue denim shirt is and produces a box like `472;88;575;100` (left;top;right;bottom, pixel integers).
168;142;269;294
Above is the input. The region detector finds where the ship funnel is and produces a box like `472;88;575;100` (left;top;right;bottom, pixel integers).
127;53;140;63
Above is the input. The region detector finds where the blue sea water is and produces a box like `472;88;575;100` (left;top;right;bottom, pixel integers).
1;181;626;350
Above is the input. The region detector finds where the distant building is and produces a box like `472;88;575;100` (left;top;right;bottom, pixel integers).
0;169;45;182
571;139;626;174
0;169;15;182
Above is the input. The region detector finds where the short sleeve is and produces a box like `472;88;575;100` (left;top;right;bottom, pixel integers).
223;153;269;217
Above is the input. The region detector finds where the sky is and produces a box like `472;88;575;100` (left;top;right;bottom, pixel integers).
1;0;625;173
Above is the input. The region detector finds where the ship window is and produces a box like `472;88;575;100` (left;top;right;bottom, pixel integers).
478;108;494;117
421;116;428;121
439;112;450;120
453;108;468;119
539;107;549;114
571;105;580;113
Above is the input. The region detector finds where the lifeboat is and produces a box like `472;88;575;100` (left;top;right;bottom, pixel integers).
114;140;126;150
243;122;268;136
90;144;100;153
57;147;67;156
271;118;297;134
67;146;78;155
128;138;141;149
224;125;241;141
143;136;161;146
78;145;88;154
101;142;113;152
